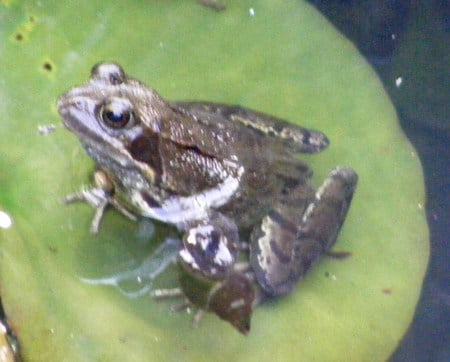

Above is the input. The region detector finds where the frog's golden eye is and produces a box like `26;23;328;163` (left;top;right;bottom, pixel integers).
99;99;134;129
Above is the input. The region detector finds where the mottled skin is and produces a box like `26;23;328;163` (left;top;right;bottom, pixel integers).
58;63;358;334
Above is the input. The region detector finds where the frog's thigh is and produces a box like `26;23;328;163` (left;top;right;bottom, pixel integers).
249;167;358;297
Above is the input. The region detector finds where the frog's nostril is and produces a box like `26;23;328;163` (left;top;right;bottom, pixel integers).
70;97;87;111
56;97;67;115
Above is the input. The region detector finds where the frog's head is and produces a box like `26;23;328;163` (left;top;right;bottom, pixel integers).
57;62;171;172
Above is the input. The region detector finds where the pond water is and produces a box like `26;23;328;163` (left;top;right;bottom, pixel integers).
309;1;450;361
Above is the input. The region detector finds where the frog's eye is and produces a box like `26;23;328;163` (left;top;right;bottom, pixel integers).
99;98;134;129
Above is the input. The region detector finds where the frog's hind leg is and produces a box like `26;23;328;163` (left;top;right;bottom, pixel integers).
249;167;358;298
298;167;358;252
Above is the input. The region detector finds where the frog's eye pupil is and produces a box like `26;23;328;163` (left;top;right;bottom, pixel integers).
106;109;126;123
100;101;133;129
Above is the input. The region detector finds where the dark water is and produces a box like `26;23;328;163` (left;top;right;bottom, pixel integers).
309;1;450;361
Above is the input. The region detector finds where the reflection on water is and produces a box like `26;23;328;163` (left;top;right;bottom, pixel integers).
309;1;449;360
0;210;13;229
79;237;181;298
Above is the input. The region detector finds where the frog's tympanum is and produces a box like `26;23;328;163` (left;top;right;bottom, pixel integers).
58;63;358;335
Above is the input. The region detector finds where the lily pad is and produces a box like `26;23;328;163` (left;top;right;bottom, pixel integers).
0;1;428;361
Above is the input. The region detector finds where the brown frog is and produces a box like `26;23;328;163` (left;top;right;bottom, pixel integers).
57;63;358;334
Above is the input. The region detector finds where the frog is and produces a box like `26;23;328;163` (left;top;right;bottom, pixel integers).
57;62;358;335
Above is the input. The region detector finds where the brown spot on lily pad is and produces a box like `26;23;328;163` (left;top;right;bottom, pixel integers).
14;32;23;41
42;61;53;72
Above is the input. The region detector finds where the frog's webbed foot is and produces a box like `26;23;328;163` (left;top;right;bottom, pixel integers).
152;271;254;335
250;166;358;297
324;250;352;259
62;170;136;233
151;288;206;328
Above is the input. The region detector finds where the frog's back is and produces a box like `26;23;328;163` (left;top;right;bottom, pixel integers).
173;101;330;156
172;101;319;228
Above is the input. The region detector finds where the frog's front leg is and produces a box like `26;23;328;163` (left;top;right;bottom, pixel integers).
250;166;358;297
63;169;137;233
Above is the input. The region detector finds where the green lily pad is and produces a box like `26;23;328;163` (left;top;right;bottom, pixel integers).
0;1;429;361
